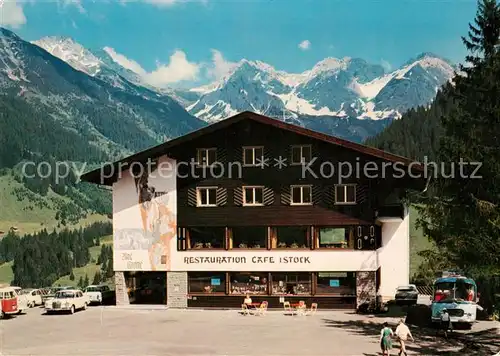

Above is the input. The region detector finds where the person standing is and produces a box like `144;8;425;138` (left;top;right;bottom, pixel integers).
395;319;414;356
380;322;394;356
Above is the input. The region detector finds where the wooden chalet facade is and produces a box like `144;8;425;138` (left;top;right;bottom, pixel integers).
82;111;426;309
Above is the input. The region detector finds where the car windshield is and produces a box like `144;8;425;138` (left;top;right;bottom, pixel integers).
86;287;100;292
55;291;74;299
397;286;415;292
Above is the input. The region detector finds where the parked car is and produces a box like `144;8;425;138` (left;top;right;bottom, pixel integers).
84;285;113;305
12;287;29;314
395;284;419;306
42;286;73;303
19;289;42;307
0;287;19;318
44;289;88;314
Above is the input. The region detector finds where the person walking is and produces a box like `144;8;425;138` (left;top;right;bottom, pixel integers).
440;309;453;338
380;322;394;356
395;319;414;356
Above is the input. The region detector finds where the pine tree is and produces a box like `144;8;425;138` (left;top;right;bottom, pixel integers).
77;276;83;289
92;270;101;285
462;0;500;66
419;0;500;286
69;270;75;281
84;273;90;288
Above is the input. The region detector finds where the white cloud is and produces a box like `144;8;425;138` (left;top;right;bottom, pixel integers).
60;0;86;14
143;0;178;6
380;59;392;72
103;47;147;75
103;47;200;87
298;40;311;51
207;49;237;80
0;0;27;29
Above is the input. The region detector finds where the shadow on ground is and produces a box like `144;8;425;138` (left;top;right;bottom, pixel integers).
322;318;499;355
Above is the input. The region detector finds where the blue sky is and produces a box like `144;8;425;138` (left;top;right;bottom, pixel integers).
1;0;478;87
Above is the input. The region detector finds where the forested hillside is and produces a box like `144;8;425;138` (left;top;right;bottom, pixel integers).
364;83;457;161
0;221;112;287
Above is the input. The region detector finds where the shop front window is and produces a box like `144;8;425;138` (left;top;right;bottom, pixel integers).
232;226;267;249
188;272;226;294
316;272;356;295
271;273;311;295
229;273;268;295
319;227;350;248
276;226;309;248
187;227;225;249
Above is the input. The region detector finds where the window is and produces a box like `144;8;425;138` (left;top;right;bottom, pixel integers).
232;226;267;248
243;146;264;166
243;186;264;206
319;227;350;248
316;272;356;295
196;187;217;207
196;148;217;166
291;185;312;205
188;272;226;294
291;145;312;164
229;273;268;295
187;227;225;249
276;226;309;248
335;184;356;204
271;273;311;295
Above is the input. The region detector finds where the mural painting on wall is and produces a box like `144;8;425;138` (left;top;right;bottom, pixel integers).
114;157;177;271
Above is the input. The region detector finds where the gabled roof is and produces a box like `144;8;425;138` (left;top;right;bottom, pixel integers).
80;111;422;185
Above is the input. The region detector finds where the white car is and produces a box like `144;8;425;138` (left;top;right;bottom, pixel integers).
21;289;44;307
12;287;29;314
84;285;111;305
44;289;88;314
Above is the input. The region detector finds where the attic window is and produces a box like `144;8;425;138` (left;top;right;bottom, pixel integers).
196;148;217;166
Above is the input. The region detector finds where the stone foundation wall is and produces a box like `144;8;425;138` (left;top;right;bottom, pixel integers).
356;271;376;308
167;272;188;308
114;271;130;305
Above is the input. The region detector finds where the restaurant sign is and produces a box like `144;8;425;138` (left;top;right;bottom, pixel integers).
170;250;377;272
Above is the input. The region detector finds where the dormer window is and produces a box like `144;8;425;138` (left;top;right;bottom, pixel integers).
335;184;356;205
242;146;264;166
291;145;312;165
196;148;217;166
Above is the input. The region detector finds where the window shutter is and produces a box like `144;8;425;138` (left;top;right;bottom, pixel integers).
217;147;227;165
312;185;322;205
235;146;243;164
280;186;291;205
356;184;366;204
234;187;243;206
216;187;227;206
187;188;197;207
324;185;335;207
263;187;274;205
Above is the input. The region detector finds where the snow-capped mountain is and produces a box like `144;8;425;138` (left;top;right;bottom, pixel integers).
32;36;199;106
29;33;456;143
187;53;456;126
0;27;204;159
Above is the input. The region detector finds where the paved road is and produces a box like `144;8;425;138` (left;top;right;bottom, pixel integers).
0;306;496;355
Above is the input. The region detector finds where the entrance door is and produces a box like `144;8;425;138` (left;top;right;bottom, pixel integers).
124;272;166;304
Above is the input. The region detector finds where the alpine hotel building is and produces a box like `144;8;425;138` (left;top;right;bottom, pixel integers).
81;112;426;310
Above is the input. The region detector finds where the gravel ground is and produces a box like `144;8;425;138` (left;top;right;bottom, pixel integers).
0;306;497;356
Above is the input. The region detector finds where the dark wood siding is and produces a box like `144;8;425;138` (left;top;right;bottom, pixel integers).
169;119;405;227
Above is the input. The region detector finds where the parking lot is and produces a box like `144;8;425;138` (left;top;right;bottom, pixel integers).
0;306;498;355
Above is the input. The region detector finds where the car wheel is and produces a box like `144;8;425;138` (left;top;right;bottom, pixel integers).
83;303;87;310
70;305;75;314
